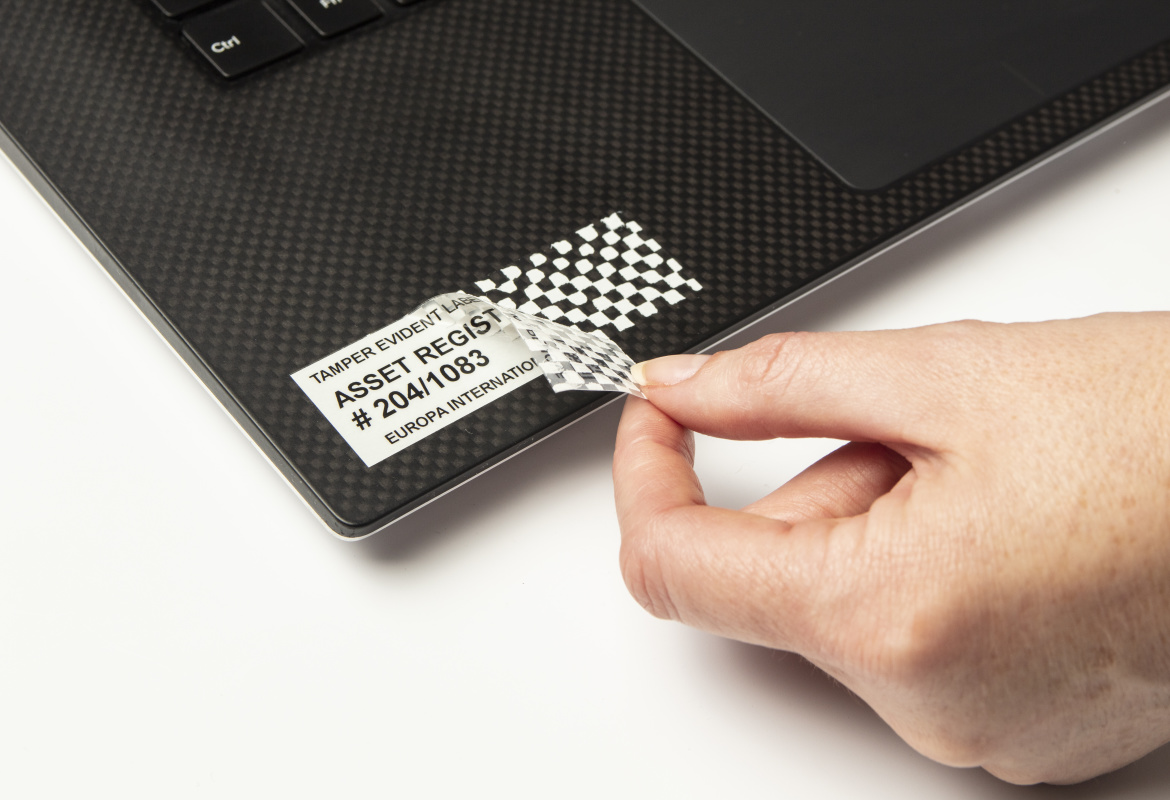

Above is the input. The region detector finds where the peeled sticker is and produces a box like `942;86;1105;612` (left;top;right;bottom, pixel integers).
291;213;703;467
290;292;640;467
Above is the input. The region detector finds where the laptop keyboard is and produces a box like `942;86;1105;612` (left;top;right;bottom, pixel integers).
154;0;430;79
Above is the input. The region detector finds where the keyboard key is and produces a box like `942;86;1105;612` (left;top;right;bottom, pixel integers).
153;0;220;18
286;0;382;38
183;1;303;79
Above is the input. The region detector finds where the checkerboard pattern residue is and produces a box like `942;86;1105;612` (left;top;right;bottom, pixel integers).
470;212;703;333
495;303;644;397
439;293;645;398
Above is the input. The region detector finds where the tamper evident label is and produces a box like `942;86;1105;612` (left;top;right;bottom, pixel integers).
291;213;705;467
292;295;541;467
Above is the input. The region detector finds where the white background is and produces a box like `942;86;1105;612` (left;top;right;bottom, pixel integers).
2;92;1170;798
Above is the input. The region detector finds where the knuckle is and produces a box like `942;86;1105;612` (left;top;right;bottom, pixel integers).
908;726;995;771
864;586;1004;768
906;319;986;363
880;592;970;683
917;320;1003;382
734;331;823;397
618;525;681;622
982;762;1053;786
941;318;993;338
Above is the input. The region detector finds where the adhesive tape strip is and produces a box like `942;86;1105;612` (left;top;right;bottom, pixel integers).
290;291;643;467
443;292;645;399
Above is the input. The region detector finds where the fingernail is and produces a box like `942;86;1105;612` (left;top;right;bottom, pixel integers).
632;354;710;387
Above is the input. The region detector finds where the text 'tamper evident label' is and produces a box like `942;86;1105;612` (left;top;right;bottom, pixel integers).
291;293;643;467
292;295;543;467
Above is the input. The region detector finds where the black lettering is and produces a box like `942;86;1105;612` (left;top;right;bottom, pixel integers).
471;315;492;336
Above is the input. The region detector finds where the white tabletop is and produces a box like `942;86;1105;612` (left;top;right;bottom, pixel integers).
3;93;1170;797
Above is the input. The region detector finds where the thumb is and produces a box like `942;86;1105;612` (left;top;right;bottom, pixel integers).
633;327;975;446
614;396;875;655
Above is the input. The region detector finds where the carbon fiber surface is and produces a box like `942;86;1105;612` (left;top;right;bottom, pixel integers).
2;0;1168;535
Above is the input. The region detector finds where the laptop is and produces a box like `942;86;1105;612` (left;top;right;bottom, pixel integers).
2;0;1168;538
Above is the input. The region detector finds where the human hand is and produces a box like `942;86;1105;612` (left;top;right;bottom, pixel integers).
613;313;1170;784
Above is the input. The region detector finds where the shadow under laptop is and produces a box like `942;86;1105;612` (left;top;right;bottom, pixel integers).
353;87;1170;562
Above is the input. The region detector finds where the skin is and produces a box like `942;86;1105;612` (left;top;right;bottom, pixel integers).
612;313;1170;784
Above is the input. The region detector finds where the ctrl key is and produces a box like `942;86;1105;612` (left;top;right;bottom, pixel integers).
183;0;303;79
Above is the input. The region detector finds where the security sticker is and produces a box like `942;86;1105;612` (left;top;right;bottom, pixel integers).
471;212;704;333
291;293;642;467
444;294;645;398
292;213;705;467
292;294;544;467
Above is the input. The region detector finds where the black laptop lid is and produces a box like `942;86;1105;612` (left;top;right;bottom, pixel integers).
2;1;1169;536
639;0;1170;188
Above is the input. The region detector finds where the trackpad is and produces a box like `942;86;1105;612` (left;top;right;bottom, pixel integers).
635;0;1170;189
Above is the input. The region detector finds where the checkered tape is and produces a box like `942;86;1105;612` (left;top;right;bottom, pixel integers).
403;215;704;400
428;293;645;399
496;302;644;398
471;212;704;334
